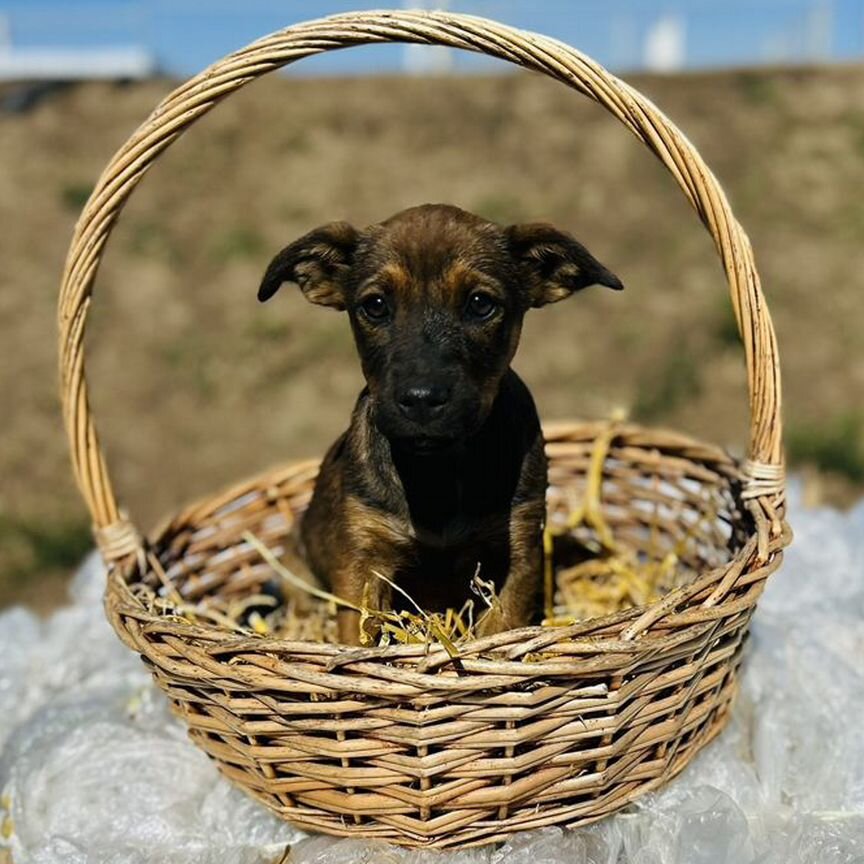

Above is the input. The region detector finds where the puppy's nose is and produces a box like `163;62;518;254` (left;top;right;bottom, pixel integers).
397;385;450;423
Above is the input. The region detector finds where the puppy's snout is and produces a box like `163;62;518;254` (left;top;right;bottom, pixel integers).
396;385;451;423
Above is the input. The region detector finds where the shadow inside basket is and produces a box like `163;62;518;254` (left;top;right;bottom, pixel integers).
119;425;748;651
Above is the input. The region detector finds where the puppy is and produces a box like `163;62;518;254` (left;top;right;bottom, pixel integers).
258;204;622;644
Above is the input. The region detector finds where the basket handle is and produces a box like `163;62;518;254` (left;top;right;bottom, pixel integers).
58;10;784;564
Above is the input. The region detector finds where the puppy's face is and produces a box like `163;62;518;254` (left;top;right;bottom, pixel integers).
259;205;622;453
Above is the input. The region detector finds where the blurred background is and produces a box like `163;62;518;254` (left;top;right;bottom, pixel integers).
1;0;862;611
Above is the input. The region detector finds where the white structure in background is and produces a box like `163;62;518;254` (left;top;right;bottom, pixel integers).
761;0;834;63
402;0;455;74
643;13;686;72
805;0;834;60
0;12;155;81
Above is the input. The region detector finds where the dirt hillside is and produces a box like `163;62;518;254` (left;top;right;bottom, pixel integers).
2;66;862;609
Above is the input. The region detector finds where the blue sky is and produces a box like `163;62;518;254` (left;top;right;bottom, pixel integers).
0;0;861;76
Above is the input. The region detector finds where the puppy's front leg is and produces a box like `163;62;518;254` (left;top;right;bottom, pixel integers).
333;560;394;645
478;422;547;637
332;497;411;645
477;498;545;636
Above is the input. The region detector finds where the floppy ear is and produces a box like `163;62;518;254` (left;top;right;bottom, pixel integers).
506;223;623;308
258;221;360;308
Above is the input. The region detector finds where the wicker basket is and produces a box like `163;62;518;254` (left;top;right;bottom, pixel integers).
58;10;790;850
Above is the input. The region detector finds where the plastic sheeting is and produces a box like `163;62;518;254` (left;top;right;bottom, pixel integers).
2;485;863;863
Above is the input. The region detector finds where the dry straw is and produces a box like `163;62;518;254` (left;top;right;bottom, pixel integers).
57;10;790;849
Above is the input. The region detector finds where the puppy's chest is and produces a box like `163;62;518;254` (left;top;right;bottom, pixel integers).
391;486;513;610
410;508;506;551
397;470;514;551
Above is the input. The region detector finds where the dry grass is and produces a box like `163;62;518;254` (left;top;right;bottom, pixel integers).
2;65;863;610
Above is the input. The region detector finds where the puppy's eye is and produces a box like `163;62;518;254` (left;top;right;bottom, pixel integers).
359;294;390;322
465;291;498;321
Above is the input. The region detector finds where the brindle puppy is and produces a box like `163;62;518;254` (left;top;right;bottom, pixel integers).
258;204;622;644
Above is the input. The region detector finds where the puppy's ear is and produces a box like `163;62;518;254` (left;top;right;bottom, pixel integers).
258;222;359;308
506;223;623;308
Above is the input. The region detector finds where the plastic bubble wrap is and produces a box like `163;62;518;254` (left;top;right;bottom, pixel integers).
2;486;863;864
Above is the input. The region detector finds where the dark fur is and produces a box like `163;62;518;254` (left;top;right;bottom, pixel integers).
259;204;622;643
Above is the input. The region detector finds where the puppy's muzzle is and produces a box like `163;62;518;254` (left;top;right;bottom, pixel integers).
396;384;451;425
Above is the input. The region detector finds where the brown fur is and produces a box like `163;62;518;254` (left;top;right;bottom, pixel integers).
259;204;622;644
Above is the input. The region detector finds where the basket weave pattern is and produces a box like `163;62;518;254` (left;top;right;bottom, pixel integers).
58;11;789;849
